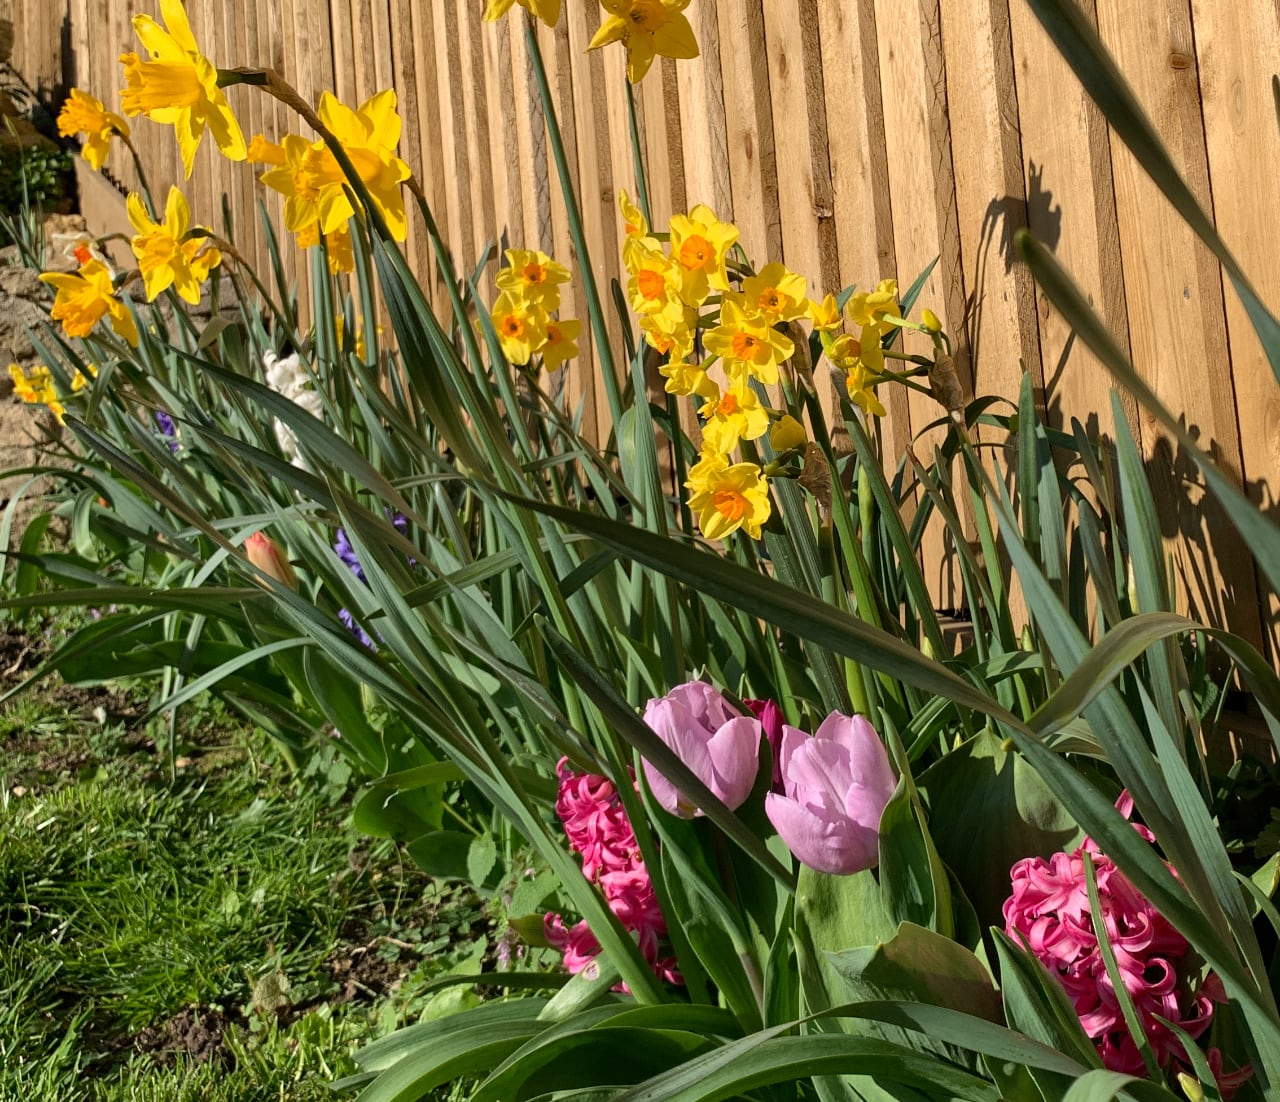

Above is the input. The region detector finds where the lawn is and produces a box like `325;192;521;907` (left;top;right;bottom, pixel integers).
0;612;490;1100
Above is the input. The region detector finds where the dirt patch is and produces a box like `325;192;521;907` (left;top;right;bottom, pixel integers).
132;1006;230;1068
324;940;412;1004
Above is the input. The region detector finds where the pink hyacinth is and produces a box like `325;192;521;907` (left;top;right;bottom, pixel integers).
1003;795;1247;1091
542;758;680;990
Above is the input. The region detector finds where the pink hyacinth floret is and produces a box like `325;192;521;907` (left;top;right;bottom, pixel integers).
1003;794;1247;1093
543;757;681;991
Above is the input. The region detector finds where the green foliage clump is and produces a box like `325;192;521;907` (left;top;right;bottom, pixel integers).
0;143;72;217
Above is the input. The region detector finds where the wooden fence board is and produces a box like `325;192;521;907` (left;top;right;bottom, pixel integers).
1096;0;1263;647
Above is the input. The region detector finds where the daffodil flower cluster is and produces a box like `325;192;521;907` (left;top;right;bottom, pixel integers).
487;250;581;372
8;362;96;424
621;194;809;543
809;280;905;418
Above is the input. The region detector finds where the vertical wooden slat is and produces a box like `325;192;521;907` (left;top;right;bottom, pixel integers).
1095;0;1263;646
431;0;472;284
456;0;498;272
1189;0;1280;658
874;0;968;607
715;0;779;266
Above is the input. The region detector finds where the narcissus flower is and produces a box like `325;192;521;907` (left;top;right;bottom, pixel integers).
765;712;897;875
685;451;771;541
8;363;64;422
118;0;246;177
489;290;548;365
769;413;807;452
309;90;412;241
539;319;581;372
589;0;699;84
847;278;900;332
57;89;130;172
483;0;561;26
668;203;737;305
828;332;886;417
698;380;769;455
807;292;842;332
640;297;696;363
704;295;794;386
642;681;760;818
127;186;221;303
627;245;678;316
659;359;707;397
743;263;807;323
40;260;139;346
496;248;571;309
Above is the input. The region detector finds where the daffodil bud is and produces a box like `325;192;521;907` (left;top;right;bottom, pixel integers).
769;414;807;453
920;308;942;333
245;531;298;590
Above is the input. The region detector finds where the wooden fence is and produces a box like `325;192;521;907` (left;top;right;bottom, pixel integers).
8;0;1280;664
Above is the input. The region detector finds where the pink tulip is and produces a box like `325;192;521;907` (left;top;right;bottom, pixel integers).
744;698;784;790
764;712;897;875
642;681;761;818
245;530;297;590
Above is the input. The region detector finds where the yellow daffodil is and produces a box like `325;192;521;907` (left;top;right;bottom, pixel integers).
296;221;355;274
743;263;807;324
40;260;138;346
118;0;246;177
846;363;886;417
261;134;323;234
807;292;842;332
306;90;411;241
483;0;561;26
703;294;794;386
827;330;885;380
496;249;571;309
246;133;286;165
539;318;581;372
589;0;699;84
490;290;549;365
659;359;707;397
686;451;771;541
640;298;697;364
71;363;99;392
769;413;807;452
698;380;770;455
668;203;737;306
627;245;678;316
8;363;71;423
127;186;221;304
56;88;130;172
619;189;648;240
847;278;900;332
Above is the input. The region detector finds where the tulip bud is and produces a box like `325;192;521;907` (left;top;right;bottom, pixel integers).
245;531;298;590
642;681;761;818
765;712;897;875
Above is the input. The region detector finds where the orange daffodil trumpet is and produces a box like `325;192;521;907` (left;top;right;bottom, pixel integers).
486;250;580;371
127;186;222;303
56;89;130;172
118;0;246;177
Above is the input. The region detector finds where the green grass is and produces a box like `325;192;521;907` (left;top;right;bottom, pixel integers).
0;619;493;1100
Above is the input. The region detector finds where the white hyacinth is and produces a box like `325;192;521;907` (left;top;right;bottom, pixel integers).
262;349;324;466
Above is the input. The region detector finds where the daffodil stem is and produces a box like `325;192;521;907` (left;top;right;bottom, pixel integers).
625;84;652;229
522;20;624;436
117;132;158;222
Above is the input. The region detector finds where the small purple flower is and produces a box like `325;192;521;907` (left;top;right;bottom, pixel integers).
154;410;179;454
334;513;410;647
